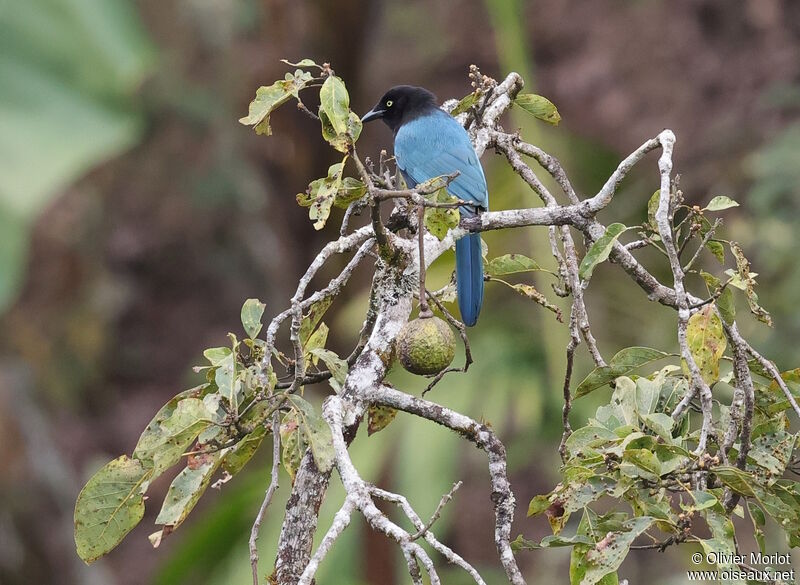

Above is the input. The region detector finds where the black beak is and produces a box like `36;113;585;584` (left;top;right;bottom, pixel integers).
361;107;385;123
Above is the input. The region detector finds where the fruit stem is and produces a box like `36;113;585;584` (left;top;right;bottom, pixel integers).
417;203;432;319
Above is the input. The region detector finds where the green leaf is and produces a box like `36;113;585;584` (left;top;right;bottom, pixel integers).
305;322;329;364
528;494;551;517
579;223;627;280
309;348;348;393
367;405;398;436
154;451;225;532
514;93;561;125
74;455;152;563
564;425;619;458
681;491;718;512
700;509;739;575
241;298;266;339
713;466;757;497
622;448;662;480
706;240;725;263
288;396;335;473
646;190;660;230
0;0;154;311
685;304;726;385
319;75;350;135
215;351;240;412
223;424;269;476
334;177;367;208
203;347;231;366
299;297;333;346
424;188;460;240
641;413;674;440
239;71;313;135
133;397;217;476
704;196;739;212
319;109;362;153
576;347;669;398
486;253;549;276
450;91;480;116
717;287;736;324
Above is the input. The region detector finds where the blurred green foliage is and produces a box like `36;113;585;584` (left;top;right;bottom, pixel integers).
0;0;155;310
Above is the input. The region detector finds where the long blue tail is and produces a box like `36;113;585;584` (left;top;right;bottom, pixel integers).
455;233;484;327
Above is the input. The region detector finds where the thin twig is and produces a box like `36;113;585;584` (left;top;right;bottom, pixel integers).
250;413;281;585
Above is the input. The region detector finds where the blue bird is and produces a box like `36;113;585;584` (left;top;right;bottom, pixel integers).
362;86;488;326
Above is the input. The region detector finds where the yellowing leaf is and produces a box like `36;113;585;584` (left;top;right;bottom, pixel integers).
280;58;322;69
486;253;548;276
154;451;225;531
686;304;726;385
368;404;398;436
704;196;739;212
241;298;266;339
730;242;772;326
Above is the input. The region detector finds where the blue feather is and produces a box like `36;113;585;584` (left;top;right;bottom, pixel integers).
394;109;488;326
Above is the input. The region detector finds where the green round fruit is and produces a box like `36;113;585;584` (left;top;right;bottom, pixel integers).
396;316;456;375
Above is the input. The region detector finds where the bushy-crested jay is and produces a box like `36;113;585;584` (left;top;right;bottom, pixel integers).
362;86;488;326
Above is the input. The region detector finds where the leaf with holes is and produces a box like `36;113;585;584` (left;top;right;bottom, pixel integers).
424;188;460;240
298;159;348;230
730;242;772;326
334;177;367;208
239;71;313;135
578;516;653;585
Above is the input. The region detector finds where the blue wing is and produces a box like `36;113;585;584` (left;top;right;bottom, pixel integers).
394;110;488;212
394;109;488;326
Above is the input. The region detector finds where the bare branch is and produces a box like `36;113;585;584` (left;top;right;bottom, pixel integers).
250;413;281;585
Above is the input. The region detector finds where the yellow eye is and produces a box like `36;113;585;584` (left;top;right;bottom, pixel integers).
386;100;393;107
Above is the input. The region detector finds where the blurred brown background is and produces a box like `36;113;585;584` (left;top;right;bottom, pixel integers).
1;1;799;584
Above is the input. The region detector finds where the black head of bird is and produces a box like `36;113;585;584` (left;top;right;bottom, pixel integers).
361;85;437;133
